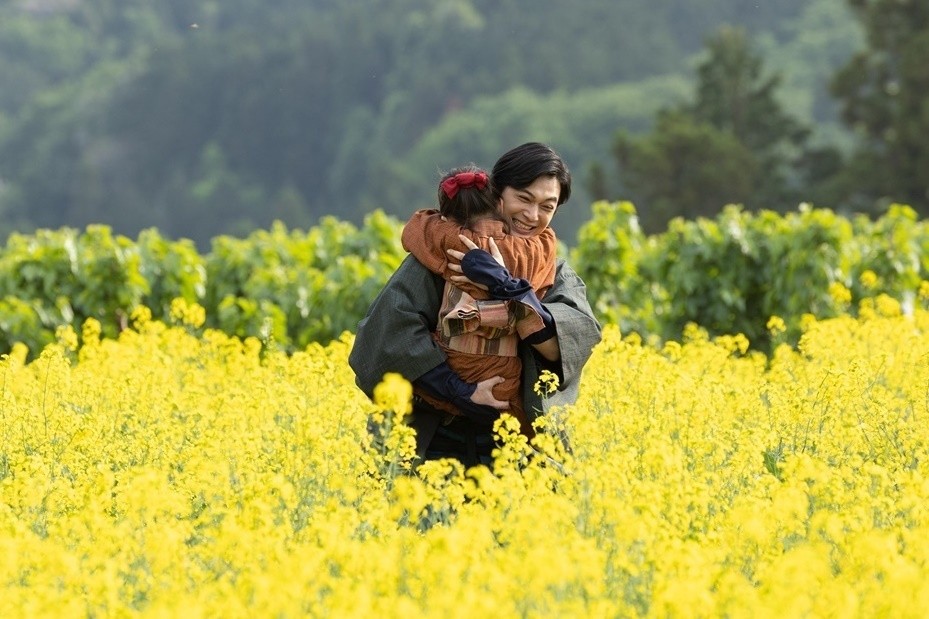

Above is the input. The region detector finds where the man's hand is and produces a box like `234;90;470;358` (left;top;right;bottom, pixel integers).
469;375;508;410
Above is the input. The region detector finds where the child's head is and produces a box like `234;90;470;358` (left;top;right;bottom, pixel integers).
437;165;501;228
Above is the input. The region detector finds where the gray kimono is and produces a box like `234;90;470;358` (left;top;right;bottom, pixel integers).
350;253;602;425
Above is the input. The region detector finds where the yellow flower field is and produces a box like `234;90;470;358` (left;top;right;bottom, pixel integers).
3;297;929;618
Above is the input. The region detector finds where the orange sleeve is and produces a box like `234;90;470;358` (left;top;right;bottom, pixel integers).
400;210;489;299
400;209;458;275
490;227;558;295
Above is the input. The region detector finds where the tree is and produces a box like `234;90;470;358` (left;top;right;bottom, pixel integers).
613;111;758;231
691;28;809;154
830;0;929;215
0;1;859;244
600;26;816;231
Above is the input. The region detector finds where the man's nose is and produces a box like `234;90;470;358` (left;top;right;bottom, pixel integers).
525;204;539;221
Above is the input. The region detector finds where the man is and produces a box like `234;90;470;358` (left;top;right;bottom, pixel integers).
350;142;602;465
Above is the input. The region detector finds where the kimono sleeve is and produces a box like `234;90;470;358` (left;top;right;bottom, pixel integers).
521;259;602;417
349;255;448;397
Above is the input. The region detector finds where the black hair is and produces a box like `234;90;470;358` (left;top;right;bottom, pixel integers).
437;164;505;229
490;142;572;206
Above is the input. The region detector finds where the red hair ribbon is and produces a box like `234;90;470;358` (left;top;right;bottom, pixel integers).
441;171;488;199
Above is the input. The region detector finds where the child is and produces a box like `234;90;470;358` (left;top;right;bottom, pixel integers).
400;165;557;436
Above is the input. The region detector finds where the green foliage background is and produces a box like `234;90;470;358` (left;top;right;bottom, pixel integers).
2;0;925;357
0;213;405;356
574;201;926;351
0;0;864;248
3;204;927;359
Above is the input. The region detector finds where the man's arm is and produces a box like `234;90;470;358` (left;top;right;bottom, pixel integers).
349;254;447;396
521;259;602;417
349;254;508;415
526;330;560;362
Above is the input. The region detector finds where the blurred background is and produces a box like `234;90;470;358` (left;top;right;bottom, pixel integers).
0;0;925;249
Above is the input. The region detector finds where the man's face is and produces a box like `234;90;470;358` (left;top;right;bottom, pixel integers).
497;175;560;238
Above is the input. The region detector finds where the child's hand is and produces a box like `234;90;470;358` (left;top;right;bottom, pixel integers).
447;235;507;288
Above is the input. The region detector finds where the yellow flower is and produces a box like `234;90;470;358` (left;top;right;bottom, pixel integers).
661;340;683;361
4;290;929;616
799;312;817;332
682;322;709;343
766;315;787;336
874;293;901;318
715;333;750;355
82;317;102;345
6;341;29;367
828;281;852;305
130;305;152;328
859;269;879;289
55;324;79;352
169;297;207;328
918;280;929;302
533;369;560;397
373;372;412;415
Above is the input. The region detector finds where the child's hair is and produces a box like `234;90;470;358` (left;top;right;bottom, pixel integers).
437;165;506;230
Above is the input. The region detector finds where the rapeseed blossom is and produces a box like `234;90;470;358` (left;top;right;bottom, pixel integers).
829;281;853;306
533;369;560;397
859;269;879;290
766;315;786;336
2;297;929;617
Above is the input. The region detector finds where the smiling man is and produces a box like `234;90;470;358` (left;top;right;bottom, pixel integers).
499;175;560;236
493;145;567;238
349;142;602;466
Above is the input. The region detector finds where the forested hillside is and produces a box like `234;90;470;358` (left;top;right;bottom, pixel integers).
0;0;874;247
